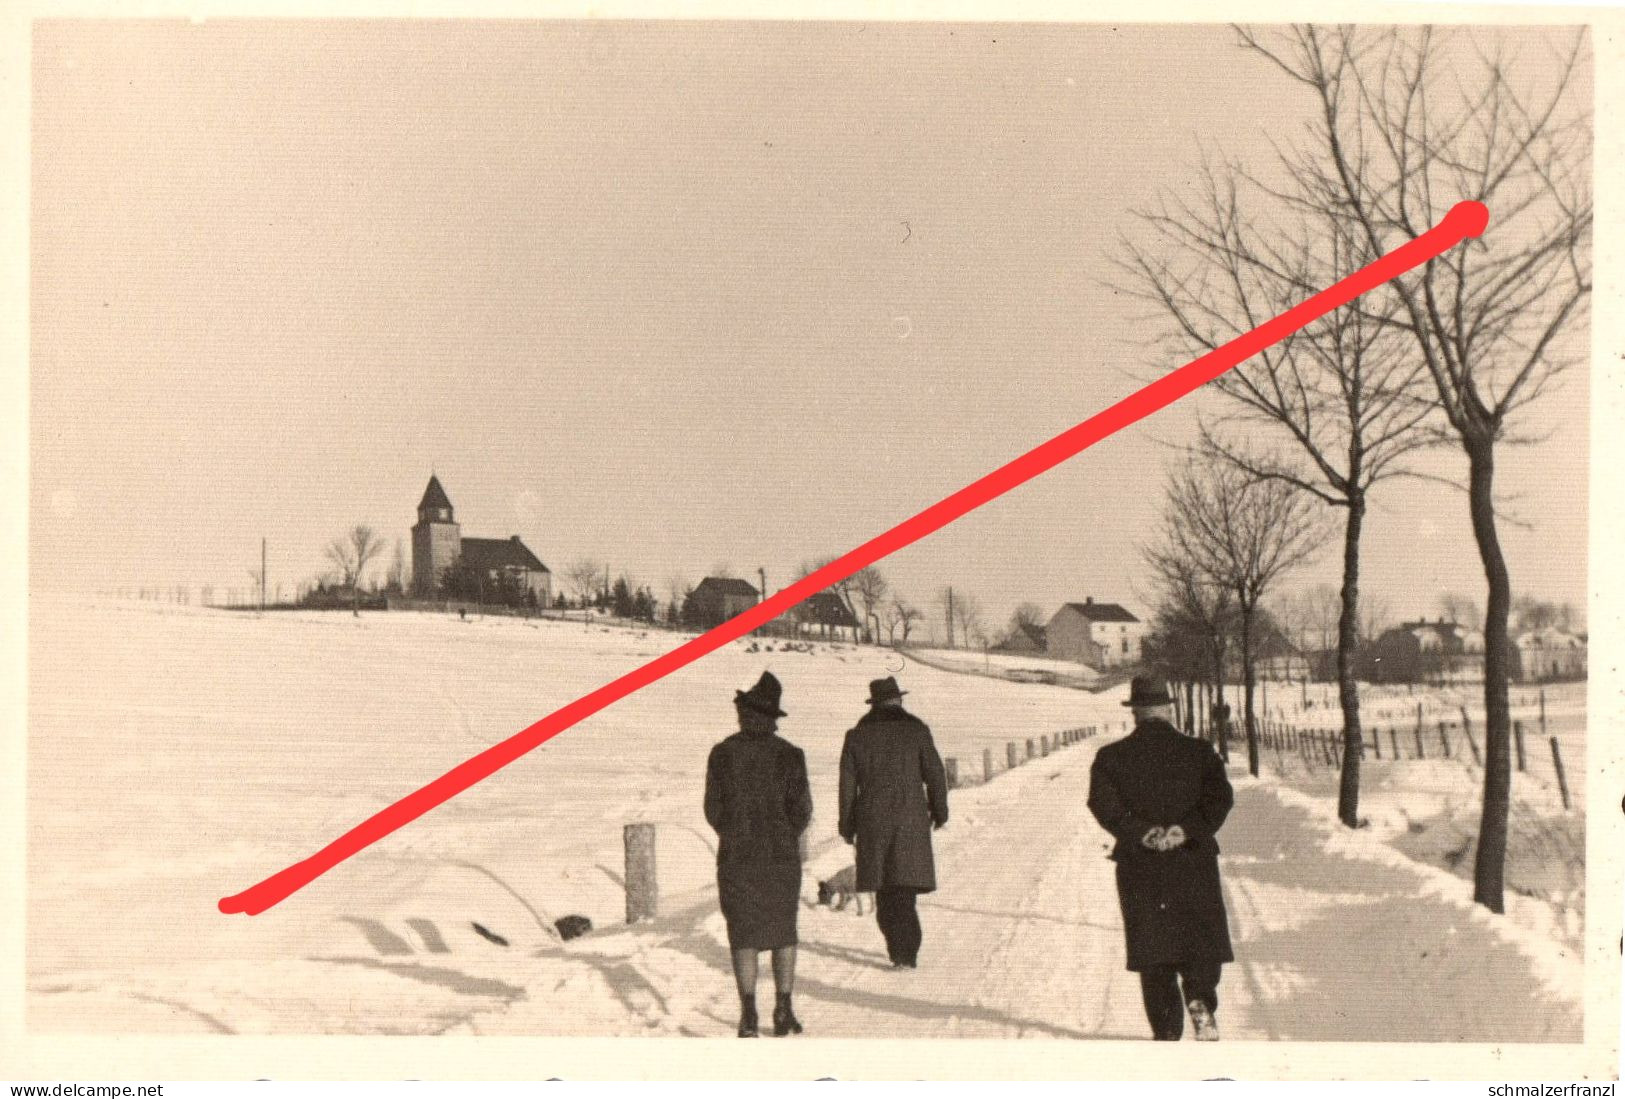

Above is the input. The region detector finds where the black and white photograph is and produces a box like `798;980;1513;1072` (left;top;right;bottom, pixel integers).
4;2;1620;1084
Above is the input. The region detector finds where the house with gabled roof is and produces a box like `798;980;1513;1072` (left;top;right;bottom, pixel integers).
684;576;761;630
1512;626;1586;682
795;590;862;642
1045;597;1145;669
994;621;1048;655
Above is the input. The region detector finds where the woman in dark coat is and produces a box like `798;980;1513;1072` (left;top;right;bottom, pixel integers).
1087;676;1234;1041
837;677;949;968
704;671;814;1037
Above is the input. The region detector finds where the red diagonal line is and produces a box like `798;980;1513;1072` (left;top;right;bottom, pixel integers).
219;200;1487;916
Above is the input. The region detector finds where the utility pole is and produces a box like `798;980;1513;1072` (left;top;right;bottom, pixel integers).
260;538;267;612
947;586;955;649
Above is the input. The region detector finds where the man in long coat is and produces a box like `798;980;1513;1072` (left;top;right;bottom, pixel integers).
1088;675;1234;1041
838;676;949;969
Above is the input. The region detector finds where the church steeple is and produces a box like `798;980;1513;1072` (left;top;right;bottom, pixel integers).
418;475;454;524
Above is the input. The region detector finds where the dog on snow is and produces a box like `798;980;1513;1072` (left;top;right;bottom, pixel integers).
815;865;870;916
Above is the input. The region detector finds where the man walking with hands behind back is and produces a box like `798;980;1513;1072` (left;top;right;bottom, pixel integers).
1088;675;1235;1041
838;677;949;969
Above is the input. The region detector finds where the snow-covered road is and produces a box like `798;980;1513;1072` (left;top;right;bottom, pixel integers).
481;738;1583;1042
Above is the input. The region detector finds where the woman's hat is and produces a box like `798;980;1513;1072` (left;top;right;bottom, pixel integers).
735;671;788;717
866;676;908;706
1121;675;1174;708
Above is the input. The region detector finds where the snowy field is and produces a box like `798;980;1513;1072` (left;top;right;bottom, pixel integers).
1255;682;1588;959
908;647;1103;678
26;596;1585;1040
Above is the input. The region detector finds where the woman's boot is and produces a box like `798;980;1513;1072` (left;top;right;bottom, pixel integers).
772;993;803;1036
737;995;759;1038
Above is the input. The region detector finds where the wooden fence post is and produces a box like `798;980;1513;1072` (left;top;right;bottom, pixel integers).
1462;723;1482;767
1413;722;1426;760
1550;736;1571;811
1041;736;1050;757
1008;742;1019;770
1514;720;1528;773
1370;726;1381;759
1438;721;1452;759
624;822;658;924
1390;727;1401;760
1539;688;1547;738
945;758;960;789
984;747;994;783
1027;738;1036;761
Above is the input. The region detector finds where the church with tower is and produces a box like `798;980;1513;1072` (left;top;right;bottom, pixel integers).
411;475;552;605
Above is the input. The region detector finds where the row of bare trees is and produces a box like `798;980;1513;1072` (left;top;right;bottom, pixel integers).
1126;25;1590;913
1143;465;1329;776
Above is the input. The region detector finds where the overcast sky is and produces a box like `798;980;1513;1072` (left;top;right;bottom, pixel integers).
29;20;1589;635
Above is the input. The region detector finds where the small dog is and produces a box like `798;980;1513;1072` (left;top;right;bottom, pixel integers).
816;865;869;916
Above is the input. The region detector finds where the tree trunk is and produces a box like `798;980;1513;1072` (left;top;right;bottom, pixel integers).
1209;643;1228;759
1467;436;1513;913
1336;493;1366;827
1240;602;1259;777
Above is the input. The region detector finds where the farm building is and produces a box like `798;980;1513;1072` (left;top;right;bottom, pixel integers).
994;622;1047;655
795;591;863;642
1045;598;1145;669
1512;627;1587;682
684;576;761;630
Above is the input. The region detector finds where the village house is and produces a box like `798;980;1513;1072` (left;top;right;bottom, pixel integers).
1512;626;1587;682
795;591;863;642
1045;598;1145;668
684;576;761;631
410;475;551;604
1360;618;1482;684
993;622;1047;655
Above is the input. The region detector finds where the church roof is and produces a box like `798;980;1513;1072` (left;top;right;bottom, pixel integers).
460;536;549;573
418;475;453;512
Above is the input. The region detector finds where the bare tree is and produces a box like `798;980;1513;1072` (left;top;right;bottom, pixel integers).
1512;594;1560;632
1143;526;1239;749
1438;591;1483;630
892;599;922;645
1359;593;1392;646
1125;123;1445;827
1237;24;1591;910
952;592;986;656
850;566;890;645
1003;602;1047;647
324;524;386;616
386;537;407;593
666;573;689;629
565;558;603;623
1163;462;1328;776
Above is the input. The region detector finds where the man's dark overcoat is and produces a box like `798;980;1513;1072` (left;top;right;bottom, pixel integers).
704;729;814;950
1086;717;1235;971
837;706;949;893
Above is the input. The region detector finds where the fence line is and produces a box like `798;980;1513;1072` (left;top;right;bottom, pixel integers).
1256;716;1577;813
